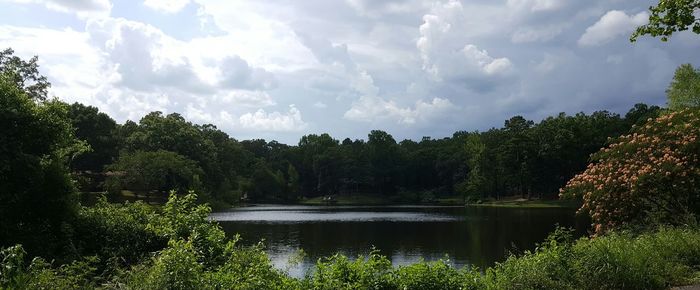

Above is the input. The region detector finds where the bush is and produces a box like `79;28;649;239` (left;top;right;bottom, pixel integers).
303;250;393;290
561;109;700;234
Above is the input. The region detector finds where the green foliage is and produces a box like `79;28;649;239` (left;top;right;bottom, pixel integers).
125;239;205;290
68;102;120;173
487;228;700;290
304;250;393;290
667;63;700;110
0;75;84;258
390;260;485;290
105;150;204;195
631;0;700;42
72;196;165;266
0;48;50;100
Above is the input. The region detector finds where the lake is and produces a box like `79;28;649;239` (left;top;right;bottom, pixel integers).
211;205;589;277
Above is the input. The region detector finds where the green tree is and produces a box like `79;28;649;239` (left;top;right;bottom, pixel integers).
457;134;486;202
0;48;50;101
667;64;700;110
287;164;301;201
367;130;401;194
68;103;120;172
0;75;83;257
631;0;700;42
105;150;204;195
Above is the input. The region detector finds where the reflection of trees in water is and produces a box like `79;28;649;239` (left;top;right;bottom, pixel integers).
218;207;586;272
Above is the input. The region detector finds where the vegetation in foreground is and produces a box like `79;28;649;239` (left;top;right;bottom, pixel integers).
1;193;700;290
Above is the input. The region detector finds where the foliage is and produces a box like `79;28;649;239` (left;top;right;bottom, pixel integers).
303;250;393;289
72;196;165;266
105;150;204;195
0;75;85;258
561;109;700;234
0;48;50;100
631;0;700;42
667;63;700;110
68;102;120;173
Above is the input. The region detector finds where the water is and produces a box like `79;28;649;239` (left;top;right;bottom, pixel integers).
211;205;588;277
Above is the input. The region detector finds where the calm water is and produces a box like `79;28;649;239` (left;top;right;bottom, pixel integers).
211;205;588;277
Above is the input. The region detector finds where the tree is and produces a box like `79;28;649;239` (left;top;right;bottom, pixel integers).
457;134;487;202
667;64;700;110
561;109;700;234
502;116;536;198
105;150;204;195
0;48;50;100
0;74;83;257
68;103;120;172
631;0;700;42
367;130;400;194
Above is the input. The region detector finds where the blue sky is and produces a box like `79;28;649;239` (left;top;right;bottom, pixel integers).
1;0;699;144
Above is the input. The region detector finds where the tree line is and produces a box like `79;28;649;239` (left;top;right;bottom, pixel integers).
69;99;662;204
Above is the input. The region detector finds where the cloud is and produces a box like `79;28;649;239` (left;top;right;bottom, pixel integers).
9;0;111;18
86;18;212;94
3;0;700;143
239;105;308;132
511;25;565;43
215;90;276;107
507;0;565;12
218;56;276;90
417;1;513;84
578;10;648;46
143;0;190;13
344;95;457;125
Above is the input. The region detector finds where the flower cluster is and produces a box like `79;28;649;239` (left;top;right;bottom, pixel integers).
561;109;700;235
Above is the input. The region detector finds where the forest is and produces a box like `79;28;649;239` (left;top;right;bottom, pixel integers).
65;74;661;206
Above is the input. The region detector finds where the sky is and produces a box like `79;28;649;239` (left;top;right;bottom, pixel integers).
1;0;699;144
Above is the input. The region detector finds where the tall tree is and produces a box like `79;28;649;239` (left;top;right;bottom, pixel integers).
667;64;700;110
68;103;120;172
0;74;83;257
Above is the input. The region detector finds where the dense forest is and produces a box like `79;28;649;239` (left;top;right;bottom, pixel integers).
67;86;661;206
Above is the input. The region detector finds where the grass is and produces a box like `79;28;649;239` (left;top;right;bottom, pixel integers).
467;197;581;209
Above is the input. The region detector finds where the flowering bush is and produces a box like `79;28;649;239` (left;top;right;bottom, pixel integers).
561;109;700;234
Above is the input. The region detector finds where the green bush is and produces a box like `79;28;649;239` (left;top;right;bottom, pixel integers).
303;250;393;290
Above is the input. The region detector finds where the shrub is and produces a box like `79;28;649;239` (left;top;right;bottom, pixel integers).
561;109;700;234
390;260;485;290
304;250;393;290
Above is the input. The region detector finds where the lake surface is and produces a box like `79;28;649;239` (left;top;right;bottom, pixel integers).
211;205;588;277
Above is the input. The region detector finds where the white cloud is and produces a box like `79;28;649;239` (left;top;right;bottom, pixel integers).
417;1;513;83
578;10;648;46
344;96;456;124
215;90;276;107
9;0;111;18
313;101;328;108
143;0;190;13
239;105;308;132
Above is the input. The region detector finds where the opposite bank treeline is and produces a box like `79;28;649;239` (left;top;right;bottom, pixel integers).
69;95;661;206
